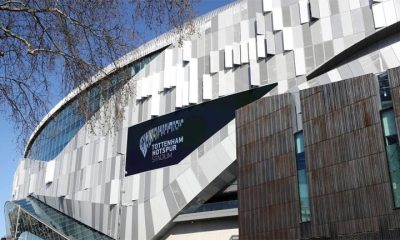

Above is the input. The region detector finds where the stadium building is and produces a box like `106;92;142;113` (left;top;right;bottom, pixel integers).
5;0;400;239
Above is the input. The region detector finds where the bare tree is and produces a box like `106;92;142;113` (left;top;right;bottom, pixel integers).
0;0;197;150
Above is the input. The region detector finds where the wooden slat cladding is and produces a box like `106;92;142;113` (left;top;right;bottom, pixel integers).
236;69;400;240
301;74;394;239
237;94;300;239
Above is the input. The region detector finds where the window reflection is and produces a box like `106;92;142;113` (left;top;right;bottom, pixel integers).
381;109;400;208
295;131;311;222
26;51;161;161
5;196;112;239
378;72;400;208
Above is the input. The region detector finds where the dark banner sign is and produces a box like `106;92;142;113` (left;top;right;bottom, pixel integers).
125;83;277;176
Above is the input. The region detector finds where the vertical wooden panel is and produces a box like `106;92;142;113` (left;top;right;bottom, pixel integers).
237;94;299;239
300;74;392;238
237;69;400;239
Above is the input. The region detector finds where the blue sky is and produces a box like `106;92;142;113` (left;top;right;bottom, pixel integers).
0;0;233;237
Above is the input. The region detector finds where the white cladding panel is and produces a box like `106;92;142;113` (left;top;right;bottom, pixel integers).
283;27;294;51
256;35;266;59
299;0;310;23
294;48;306;76
225;46;233;68
110;179;120;205
256;13;266;35
263;0;273;12
189;58;199;104
373;3;386;28
383;1;397;26
183;41;191;62
248;38;257;61
272;8;283;31
240;42;249;63
233;43;241;65
203;74;213;100
210;51;219;73
175;62;184;108
164;49;173;89
28;174;37;194
45;161;55;184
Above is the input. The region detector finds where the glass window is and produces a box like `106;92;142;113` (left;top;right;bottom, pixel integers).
26;49;162;161
295;131;311;222
5;196;112;240
381;109;400;208
379;73;392;109
378;72;400;208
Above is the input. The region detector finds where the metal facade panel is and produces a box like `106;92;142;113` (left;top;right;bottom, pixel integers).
163;49;173;89
294;48;307;76
383;0;398;26
210;51;219;73
137;204;147;239
240;20;250;41
183;41;191;62
225;45;234;68
150;193;170;234
175;62;184;108
151;84;160;116
28;174;37;194
272;8;284;31
310;0;320;19
250;61;261;86
136;79;142;100
256;12;266;34
283;27;294;51
266;31;276;55
182;64;190;106
299;0;310;23
349;0;361;10
318;0;331;17
262;0;273;12
45;161;55;184
233;43;241;65
256;35;266;58
189;58;199;104
321;17;333;42
83;165;92;190
240;42;249;63
248;38;257;61
202;74;212;100
341;12;354;36
372;3;386;28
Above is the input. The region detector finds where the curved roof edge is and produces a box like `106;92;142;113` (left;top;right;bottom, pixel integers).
24;0;243;157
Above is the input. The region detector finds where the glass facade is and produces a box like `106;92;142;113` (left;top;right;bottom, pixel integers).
5;200;66;239
379;72;400;208
26;51;161;161
379;73;393;109
4;196;112;240
381;109;400;208
295;131;311;222
18;232;44;240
